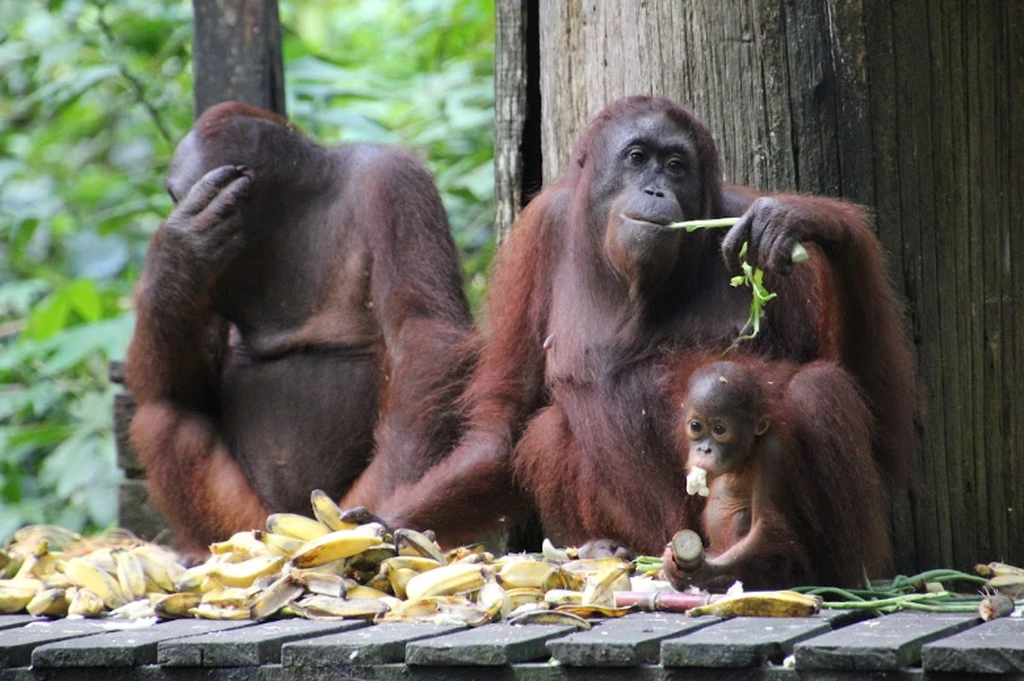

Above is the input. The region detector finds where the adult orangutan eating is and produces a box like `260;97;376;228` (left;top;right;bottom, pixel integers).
353;95;915;587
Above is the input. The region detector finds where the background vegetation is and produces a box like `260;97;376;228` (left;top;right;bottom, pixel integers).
0;0;496;540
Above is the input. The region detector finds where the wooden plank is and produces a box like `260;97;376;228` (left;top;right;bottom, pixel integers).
191;0;286;117
547;613;715;667
0;620;108;668
405;623;574;666
921;616;1024;674
513;663;663;681
281;622;465;668
32;619;253;668
792;611;979;671
158;619;365;667
0;616;34;632
661;615;832;668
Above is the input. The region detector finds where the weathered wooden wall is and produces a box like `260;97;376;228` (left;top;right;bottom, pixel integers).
495;0;1024;573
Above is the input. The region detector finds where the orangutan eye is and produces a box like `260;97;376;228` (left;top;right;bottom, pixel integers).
627;148;647;166
666;157;685;175
688;420;703;434
712;423;728;436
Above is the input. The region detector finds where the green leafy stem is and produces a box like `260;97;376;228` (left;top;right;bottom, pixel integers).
665;217;809;345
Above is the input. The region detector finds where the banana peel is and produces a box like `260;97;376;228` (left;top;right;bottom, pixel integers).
686;590;822;618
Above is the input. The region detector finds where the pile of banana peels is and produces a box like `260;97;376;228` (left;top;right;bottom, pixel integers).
0;490;824;626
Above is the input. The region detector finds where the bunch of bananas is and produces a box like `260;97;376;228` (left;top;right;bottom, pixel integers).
0;490;658;628
0;490;822;625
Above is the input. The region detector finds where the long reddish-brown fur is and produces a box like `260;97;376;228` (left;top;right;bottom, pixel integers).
374;96;915;587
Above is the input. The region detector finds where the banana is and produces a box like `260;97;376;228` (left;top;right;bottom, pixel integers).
131;547;180;592
113;550;148;601
476;579;506;620
310;489;358;531
686;590;822;618
67;588;106;617
498;560;578;591
346;585;392;600
0;580;41;613
381;556;444;573
174;562;217;593
507;609;591;630
405;562;487;601
581;564;631;607
562;557;630;576
291;530;384;569
555;604;634;618
211;556;286;588
250;574;305;620
290;571;349;598
386;567;418;600
201;587;250;608
254;531;305;557
386;596;491;626
210;531;270;560
505;587;547;611
26;588;68;618
266;513;331;542
109;598;157;619
293;595;390;620
83;548;119;575
191;603;250;620
154;592;202;619
544;589;584;606
394;529;448;565
541;538;572;562
61;557;127;609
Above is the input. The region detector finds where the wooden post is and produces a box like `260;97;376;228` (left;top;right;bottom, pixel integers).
498;0;1024;573
191;0;287;117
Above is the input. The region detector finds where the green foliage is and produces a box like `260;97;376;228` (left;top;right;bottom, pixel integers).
0;0;495;539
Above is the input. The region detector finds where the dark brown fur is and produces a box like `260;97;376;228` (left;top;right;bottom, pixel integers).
126;103;476;555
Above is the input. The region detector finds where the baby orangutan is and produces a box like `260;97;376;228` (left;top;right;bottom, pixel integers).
662;358;890;590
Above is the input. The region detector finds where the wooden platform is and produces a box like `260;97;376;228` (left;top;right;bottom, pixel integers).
3;609;1022;681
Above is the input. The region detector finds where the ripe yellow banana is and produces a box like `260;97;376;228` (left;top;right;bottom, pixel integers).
211;556;286;588
386;567;418;600
67;588;105;617
254;531;305;557
405;562;487;601
687;590;822;618
113;550;148;601
310;490;358;531
26;588;68;618
290;530;384;569
131;547;179;592
0;579;41;613
61;558;127;609
346;585;391;600
266;513;331;542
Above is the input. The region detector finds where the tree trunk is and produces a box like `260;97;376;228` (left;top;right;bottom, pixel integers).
496;0;1024;573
